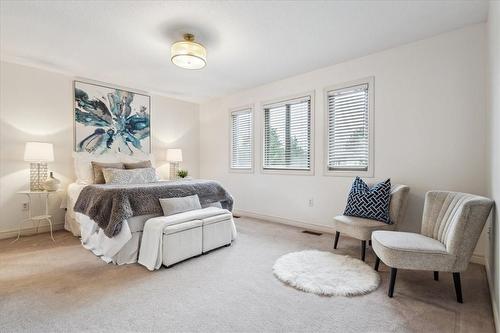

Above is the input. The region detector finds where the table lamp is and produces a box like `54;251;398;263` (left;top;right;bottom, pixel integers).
24;142;54;191
166;148;182;180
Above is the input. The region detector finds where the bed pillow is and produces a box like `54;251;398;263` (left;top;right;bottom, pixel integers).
123;160;162;181
124;160;153;169
73;152;121;184
343;177;392;224
120;152;156;167
203;201;222;209
159;195;202;217
92;162;125;184
102;167;157;185
74;158;95;184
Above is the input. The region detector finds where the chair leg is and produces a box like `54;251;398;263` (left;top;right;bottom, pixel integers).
453;272;463;303
388;268;398;297
374;256;380;271
361;240;366;261
434;271;439;281
333;231;340;249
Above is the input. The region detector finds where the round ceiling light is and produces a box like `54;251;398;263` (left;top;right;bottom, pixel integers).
171;33;207;70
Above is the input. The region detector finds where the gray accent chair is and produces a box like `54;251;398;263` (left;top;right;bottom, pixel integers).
372;191;494;303
332;184;410;261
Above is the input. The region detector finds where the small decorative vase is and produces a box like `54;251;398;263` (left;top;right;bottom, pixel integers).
43;172;61;191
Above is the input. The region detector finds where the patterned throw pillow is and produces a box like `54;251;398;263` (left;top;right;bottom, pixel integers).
91;161;125;184
102;167;157;185
344;177;392;224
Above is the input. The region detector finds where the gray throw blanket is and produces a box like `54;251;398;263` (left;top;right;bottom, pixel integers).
73;179;234;238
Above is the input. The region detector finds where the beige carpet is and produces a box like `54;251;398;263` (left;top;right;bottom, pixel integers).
0;217;495;332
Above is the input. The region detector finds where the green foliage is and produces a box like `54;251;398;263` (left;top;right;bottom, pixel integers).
266;127;284;163
177;169;188;178
266;127;307;167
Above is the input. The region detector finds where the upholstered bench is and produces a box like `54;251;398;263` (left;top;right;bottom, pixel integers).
201;212;233;253
163;220;203;267
139;207;237;270
150;208;234;268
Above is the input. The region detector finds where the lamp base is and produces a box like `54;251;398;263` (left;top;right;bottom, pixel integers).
169;162;179;180
30;162;48;191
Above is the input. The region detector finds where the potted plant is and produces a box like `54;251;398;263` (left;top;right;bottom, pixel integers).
177;169;189;179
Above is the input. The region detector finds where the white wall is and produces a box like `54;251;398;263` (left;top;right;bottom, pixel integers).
0;61;199;237
200;24;488;257
486;1;500;328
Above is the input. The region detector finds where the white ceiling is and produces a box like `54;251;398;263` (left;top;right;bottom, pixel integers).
0;1;489;103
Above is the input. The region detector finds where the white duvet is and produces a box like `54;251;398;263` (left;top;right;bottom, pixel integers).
65;183;143;262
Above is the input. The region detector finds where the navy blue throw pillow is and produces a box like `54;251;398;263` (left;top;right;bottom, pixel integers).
344;177;392;224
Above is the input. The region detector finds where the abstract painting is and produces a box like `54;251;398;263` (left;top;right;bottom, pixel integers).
74;81;151;155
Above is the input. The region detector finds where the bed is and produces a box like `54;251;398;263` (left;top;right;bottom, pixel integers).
65;183;156;264
65;180;234;265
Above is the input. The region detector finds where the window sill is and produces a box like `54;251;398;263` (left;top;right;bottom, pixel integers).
229;168;254;174
261;168;314;176
323;168;374;178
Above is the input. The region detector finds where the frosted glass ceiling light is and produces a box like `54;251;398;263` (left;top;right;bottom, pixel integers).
171;33;207;70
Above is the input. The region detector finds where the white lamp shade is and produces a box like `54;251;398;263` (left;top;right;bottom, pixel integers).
24;142;54;162
166;148;183;162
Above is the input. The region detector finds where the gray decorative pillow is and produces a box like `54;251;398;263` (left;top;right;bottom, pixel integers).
159;195;202;216
124;160;153;169
91;162;124;184
204;201;222;209
102;167;157;185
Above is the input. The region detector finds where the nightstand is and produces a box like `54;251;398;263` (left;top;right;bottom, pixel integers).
14;190;59;242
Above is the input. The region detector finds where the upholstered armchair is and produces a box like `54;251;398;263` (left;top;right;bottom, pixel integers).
332;184;410;261
372;191;493;303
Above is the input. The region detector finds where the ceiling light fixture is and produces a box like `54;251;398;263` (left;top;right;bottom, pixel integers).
171;33;207;70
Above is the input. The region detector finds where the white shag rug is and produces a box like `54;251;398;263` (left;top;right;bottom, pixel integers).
273;250;380;296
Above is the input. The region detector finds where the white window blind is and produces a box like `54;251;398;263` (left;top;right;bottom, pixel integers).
263;96;312;170
230;109;253;169
327;83;369;171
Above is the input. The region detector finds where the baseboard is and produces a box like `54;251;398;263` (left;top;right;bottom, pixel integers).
233;209;338;235
470;254;486;265
234;209;487;266
0;222;65;240
485;259;500;333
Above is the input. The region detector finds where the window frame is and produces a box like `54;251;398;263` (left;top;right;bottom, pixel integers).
229;105;255;173
260;91;315;176
323;77;374;177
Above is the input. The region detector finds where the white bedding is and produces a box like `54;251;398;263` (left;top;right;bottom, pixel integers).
65;152;167;264
64;183;86;236
64;182;160;264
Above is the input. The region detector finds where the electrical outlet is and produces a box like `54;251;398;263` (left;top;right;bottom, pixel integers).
22;203;29;211
308;198;314;207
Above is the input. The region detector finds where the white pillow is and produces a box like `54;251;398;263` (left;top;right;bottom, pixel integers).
73;152;120;185
102;167;157;185
120;153;164;180
159;195;202;216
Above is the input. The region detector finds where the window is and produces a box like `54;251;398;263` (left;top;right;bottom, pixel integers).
263;95;312;172
230;108;253;170
326;79;373;175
